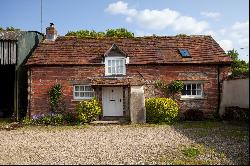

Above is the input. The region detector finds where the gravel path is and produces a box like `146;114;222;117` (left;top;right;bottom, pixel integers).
0;124;248;165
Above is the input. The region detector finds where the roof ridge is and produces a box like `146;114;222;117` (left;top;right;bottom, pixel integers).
56;35;212;41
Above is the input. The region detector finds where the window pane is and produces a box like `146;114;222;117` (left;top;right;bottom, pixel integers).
112;60;115;67
192;84;196;90
186;90;191;95
181;90;187;95
108;67;111;73
187;84;191;90
75;86;79;91
120;60;123;66
197;90;201;95
75;92;79;97
108;60;111;66
85;86;93;91
89;92;94;97
116;60;120;66
120;66;123;73
80;92;84;97
116;65;119;74
84;92;93;97
80;86;84;91
112;66;115;73
192;90;196;95
197;84;201;90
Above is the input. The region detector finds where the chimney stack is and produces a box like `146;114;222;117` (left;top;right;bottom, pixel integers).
46;23;57;41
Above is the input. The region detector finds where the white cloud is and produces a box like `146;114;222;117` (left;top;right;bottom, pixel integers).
106;1;210;34
135;9;180;30
200;11;221;19
204;30;215;36
106;1;137;16
135;30;153;37
218;39;233;51
232;20;249;31
215;20;249;61
173;16;209;34
231;20;249;48
219;28;226;35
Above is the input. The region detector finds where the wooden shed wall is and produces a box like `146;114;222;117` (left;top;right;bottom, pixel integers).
0;41;17;65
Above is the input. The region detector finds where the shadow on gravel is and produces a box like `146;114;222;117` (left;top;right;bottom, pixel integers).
171;120;249;165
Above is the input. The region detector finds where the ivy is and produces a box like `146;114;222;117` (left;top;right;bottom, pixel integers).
48;84;63;114
155;80;184;98
168;80;184;94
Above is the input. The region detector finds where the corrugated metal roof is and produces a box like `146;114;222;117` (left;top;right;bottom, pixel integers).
0;30;22;40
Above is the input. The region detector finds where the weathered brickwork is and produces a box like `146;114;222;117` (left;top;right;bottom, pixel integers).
28;64;230;118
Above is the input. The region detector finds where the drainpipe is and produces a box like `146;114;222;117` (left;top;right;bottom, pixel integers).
217;65;220;114
28;69;31;119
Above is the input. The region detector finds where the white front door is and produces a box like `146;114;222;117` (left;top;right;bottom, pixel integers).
102;87;123;116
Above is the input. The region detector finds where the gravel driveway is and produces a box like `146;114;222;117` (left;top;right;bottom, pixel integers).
0;123;249;165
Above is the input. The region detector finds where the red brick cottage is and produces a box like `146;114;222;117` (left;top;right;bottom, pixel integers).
26;25;232;122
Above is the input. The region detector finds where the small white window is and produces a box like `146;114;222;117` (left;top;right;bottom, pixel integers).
105;57;125;75
73;85;94;100
181;82;203;99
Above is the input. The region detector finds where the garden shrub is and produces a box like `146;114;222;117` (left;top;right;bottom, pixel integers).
48;84;65;114
22;113;67;126
76;98;101;123
145;97;179;124
63;112;78;124
184;109;204;121
222;106;249;121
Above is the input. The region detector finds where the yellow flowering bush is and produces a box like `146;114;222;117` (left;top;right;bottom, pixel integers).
145;98;179;124
76;98;101;123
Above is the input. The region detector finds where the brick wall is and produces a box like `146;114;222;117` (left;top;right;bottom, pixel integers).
28;64;230;117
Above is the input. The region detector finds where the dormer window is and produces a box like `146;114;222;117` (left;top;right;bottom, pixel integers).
104;44;128;76
106;57;125;75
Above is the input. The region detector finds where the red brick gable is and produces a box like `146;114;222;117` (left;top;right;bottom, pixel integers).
26;35;232;65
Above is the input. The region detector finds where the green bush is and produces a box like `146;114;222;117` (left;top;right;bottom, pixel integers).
145;98;179;124
22;117;33;125
63;112;78;124
76;98;101;123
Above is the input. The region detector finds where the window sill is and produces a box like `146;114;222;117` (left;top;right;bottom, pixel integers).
180;97;205;101
71;98;93;102
105;74;126;77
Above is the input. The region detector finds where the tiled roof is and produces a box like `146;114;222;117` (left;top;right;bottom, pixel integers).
0;30;22;40
26;35;232;65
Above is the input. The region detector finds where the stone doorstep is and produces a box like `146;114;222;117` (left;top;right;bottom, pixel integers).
90;120;130;125
90;117;130;125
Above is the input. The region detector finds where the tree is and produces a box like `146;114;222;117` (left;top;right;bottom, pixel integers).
175;34;189;37
65;28;134;38
0;26;20;31
227;49;249;77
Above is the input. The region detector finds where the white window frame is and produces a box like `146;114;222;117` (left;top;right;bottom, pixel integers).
105;57;126;76
73;85;94;100
181;81;204;99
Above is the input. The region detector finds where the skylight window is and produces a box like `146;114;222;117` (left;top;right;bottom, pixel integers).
178;49;191;58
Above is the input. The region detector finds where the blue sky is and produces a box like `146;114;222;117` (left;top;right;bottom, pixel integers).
1;0;249;61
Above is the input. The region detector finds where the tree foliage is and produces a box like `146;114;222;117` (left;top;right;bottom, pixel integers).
175;34;189;37
65;28;134;38
0;26;20;31
227;49;249;77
